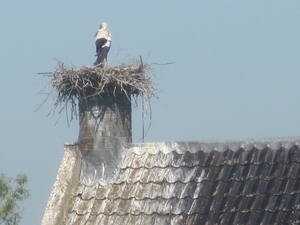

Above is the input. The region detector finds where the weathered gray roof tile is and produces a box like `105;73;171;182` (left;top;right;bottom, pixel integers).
131;152;149;168
120;153;135;168
58;138;300;224
94;199;109;215
151;151;169;168
74;196;95;215
69;210;90;225
95;184;111;199
168;151;185;167
81;184;97;200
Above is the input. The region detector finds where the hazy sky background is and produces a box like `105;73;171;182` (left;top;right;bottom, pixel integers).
1;1;300;224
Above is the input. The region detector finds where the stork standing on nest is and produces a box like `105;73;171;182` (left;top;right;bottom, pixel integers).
94;22;112;66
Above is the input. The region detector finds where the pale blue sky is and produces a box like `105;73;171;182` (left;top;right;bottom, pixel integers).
1;1;300;224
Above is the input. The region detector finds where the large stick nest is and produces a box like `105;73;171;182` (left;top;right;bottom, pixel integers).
41;60;156;121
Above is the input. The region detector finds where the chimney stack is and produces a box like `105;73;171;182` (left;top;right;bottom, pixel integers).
78;86;132;182
47;61;154;183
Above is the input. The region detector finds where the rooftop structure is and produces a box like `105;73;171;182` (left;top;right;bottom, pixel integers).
42;64;300;225
42;137;300;225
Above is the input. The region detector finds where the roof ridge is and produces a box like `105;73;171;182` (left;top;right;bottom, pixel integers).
125;138;300;155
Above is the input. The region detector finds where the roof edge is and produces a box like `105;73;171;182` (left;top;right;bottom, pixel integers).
41;144;81;225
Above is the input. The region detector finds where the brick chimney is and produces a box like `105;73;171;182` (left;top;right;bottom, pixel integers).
77;86;132;183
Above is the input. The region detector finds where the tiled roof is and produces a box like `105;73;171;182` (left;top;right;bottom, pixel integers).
62;138;300;225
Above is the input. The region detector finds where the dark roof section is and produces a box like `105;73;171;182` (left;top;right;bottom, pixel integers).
58;137;300;225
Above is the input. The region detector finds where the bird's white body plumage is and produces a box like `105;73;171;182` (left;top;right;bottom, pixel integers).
94;22;111;66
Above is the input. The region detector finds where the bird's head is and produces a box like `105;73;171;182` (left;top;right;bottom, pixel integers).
100;22;108;29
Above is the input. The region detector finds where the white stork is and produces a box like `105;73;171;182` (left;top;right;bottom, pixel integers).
94;22;111;66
